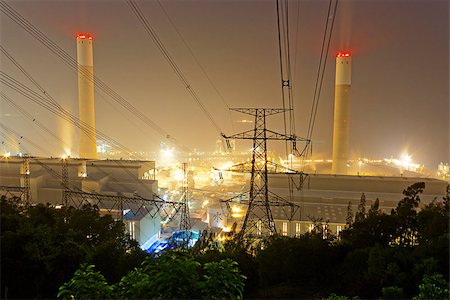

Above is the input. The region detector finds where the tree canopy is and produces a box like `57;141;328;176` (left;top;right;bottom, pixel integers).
2;182;449;299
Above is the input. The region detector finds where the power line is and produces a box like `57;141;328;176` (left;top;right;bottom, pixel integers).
126;0;223;134
156;0;235;132
0;122;50;155
0;71;143;160
0;45;63;110
0;1;184;149
0;91;69;151
305;0;339;157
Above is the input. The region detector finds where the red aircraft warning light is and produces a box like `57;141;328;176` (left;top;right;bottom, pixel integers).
336;51;350;58
77;33;93;40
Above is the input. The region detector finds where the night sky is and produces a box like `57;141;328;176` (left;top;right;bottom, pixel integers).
1;0;448;169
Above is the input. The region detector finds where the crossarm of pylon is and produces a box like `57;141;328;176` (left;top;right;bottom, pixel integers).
265;192;300;221
267;161;306;174
216;161;304;175
264;129;310;142
213;162;248;173
0;185;27;192
222;129;255;140
230;107;290;116
220;191;249;204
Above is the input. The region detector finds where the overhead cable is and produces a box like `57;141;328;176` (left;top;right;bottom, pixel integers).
127;0;223;134
0;1;182;148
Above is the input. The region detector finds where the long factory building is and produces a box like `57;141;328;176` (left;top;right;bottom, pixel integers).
0;156;160;248
207;172;448;238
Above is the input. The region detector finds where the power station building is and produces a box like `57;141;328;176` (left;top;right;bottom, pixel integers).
0;156;160;247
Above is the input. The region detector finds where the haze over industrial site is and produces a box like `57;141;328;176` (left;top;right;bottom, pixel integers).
1;1;449;299
1;0;448;170
0;0;449;250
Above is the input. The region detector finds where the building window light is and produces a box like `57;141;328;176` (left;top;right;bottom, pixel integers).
295;223;301;237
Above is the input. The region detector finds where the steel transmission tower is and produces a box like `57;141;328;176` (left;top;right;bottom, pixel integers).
21;156;31;205
61;157;69;206
222;108;308;239
179;162;191;231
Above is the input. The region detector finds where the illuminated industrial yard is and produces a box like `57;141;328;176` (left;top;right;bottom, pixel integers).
0;0;448;298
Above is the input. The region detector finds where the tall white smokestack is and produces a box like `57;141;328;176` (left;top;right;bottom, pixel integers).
76;33;97;159
332;51;352;175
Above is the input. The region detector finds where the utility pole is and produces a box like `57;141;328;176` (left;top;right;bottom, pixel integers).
222;108;308;240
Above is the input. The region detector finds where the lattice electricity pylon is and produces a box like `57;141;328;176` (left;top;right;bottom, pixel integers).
65;190;186;224
179;162;191;231
21;156;31;205
61;157;69;206
0;185;27;201
221;108;309;240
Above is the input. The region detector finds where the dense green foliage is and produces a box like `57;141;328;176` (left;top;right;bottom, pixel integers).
0;197;147;299
2;182;449;299
58;251;246;299
57;264;113;299
246;183;449;299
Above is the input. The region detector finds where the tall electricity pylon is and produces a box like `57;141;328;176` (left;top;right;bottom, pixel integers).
222;108;308;240
21;156;31;205
61;157;69;206
179;162;191;232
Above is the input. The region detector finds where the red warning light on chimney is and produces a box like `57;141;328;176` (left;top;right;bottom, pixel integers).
77;33;93;40
336;51;350;58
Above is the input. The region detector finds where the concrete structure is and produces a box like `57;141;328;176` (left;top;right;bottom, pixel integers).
332;52;352;175
77;33;97;159
0;156;159;247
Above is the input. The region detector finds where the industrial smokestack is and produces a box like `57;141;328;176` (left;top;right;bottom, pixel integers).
77;33;97;159
332;51;352;175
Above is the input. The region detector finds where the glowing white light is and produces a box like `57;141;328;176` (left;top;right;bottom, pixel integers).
4;152;11;158
400;152;412;168
215;161;233;171
173;169;184;181
384;152;421;172
231;205;242;213
222;226;232;232
161;148;173;159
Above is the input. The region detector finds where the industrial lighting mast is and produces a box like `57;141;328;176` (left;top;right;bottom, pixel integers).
222;108;308;240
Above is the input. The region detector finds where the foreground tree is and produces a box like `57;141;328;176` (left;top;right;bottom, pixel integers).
61;250;246;299
57;264;112;300
1;197;147;299
413;273;450;300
